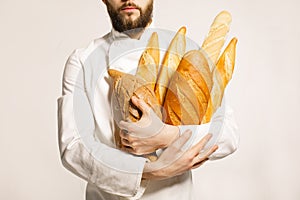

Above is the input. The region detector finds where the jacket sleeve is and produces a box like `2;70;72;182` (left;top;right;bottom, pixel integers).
178;93;239;160
57;50;147;198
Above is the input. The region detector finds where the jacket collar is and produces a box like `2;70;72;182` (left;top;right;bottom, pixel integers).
110;28;130;40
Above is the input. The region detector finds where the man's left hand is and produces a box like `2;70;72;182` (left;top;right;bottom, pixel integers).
118;96;179;155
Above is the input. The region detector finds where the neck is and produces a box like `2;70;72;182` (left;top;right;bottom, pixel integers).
124;28;146;39
123;20;152;40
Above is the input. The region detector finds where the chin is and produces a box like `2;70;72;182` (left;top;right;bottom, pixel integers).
125;15;140;23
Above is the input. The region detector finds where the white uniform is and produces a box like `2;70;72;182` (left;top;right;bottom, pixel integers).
57;27;239;200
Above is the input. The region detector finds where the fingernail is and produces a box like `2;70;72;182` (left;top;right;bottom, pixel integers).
183;130;192;138
207;133;213;139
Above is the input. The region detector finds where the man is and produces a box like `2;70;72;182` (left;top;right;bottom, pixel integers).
57;0;239;199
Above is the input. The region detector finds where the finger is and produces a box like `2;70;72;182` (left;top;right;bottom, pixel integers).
131;96;151;114
119;120;131;131
170;129;192;150
119;129;129;139
121;145;134;154
121;137;131;146
192;145;218;165
190;133;213;155
120;131;136;144
191;158;208;169
121;145;144;155
200;145;218;159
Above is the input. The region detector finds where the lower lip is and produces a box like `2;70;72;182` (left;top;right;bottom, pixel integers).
121;8;138;12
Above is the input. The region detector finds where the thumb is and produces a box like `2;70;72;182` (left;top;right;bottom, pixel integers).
131;96;151;114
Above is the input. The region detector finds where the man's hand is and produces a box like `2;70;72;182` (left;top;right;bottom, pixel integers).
118;96;179;155
142;130;218;180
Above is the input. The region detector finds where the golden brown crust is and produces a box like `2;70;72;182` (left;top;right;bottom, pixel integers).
201;37;237;123
108;69;125;87
108;69;162;122
155;27;186;106
163;50;213;125
201;11;232;69
136;32;160;91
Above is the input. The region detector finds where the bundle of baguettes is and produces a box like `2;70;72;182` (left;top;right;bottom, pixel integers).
108;10;237;160
163;10;237;125
201;10;237;123
201;37;237;123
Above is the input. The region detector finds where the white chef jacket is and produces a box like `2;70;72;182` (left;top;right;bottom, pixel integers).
57;27;239;200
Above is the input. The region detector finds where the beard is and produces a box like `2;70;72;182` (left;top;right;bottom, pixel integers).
106;0;153;33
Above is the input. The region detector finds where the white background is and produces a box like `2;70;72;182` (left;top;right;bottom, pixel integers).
1;0;299;199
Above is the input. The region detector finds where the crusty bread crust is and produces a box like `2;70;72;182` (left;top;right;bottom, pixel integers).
164;50;213;125
202;11;232;69
155;27;187;106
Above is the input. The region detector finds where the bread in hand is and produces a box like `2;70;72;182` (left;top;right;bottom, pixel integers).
108;69;161;161
108;69;162;122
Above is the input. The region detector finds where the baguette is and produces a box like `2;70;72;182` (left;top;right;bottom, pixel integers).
201;11;232;69
201;37;238;123
108;69;162;122
154;27;186;106
163;50;213;125
136;32;160;91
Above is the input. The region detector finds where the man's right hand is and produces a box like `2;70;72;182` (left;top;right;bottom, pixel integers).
142;130;218;180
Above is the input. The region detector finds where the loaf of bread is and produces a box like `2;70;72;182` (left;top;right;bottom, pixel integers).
163;50;213;125
157;11;236;125
201;11;232;69
154;27;186;106
108;69;161;161
136;32;160;91
201;37;238;123
108;69;162;122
